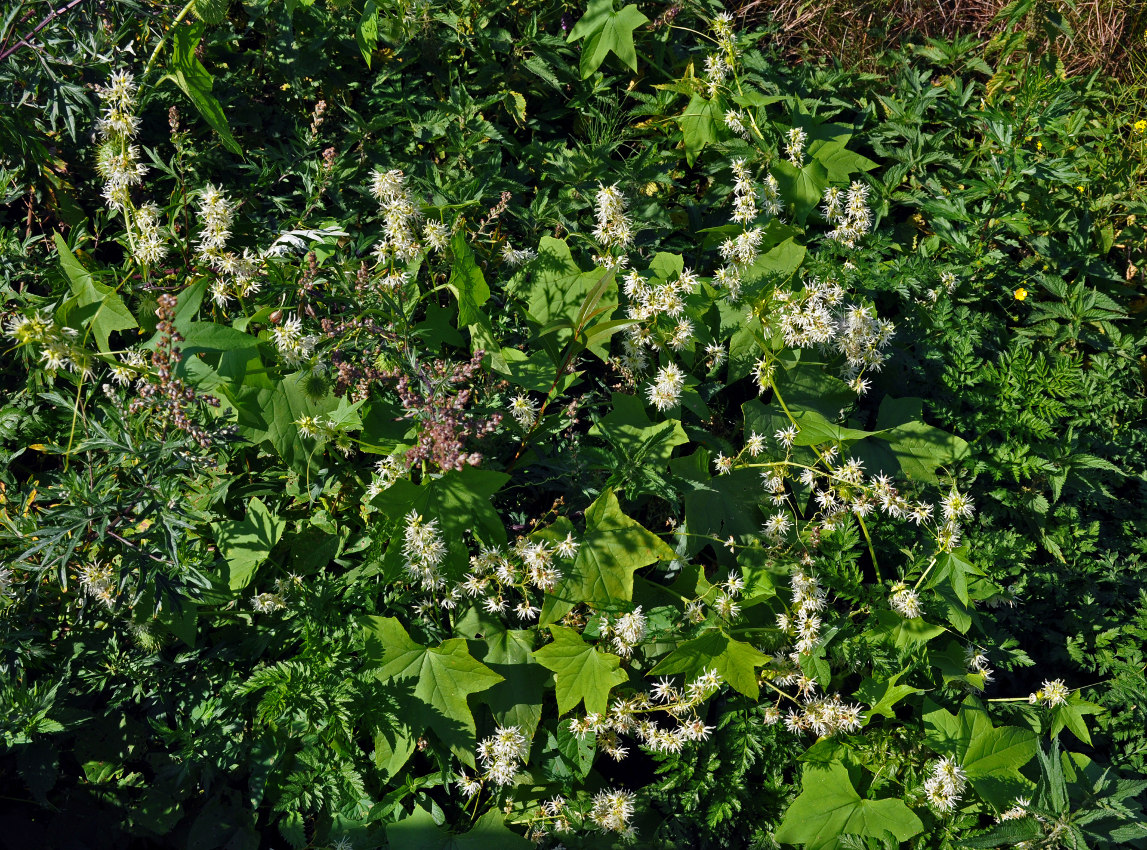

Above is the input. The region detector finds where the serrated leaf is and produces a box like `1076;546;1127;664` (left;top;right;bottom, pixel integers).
448;231;490;328
161;24;241;155
678;93;721;166
533;625;627;715
55;234;137;352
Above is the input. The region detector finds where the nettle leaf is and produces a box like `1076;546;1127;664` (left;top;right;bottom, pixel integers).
55;234;136;352
775;761;923;849
211;497;285;590
567;0;649;79
161;23;241;155
448;231;491;328
533;625;627;715
363;617;503;765
651;628;768;698
386;805;531;850
924;698;1038;808
539;489;674;622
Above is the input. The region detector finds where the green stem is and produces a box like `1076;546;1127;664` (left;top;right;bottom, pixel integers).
857;513;881;583
143;0;198;79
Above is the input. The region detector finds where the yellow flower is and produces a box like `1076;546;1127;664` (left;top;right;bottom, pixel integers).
1036;140;1042;150
1014;287;1028;301
1134;119;1147;134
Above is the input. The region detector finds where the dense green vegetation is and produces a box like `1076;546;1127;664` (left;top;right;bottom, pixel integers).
1;0;1146;847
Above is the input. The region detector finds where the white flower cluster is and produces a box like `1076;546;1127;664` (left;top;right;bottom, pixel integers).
456;535;577;623
370;168;424;263
777;570;826;653
570;670;720;763
365;452;411;499
965;647;995;685
196;184;235;264
724;108;750;140
704;53;731;98
889;581;922;618
403;511;447;591
474;724;527;786
251;590;287;614
6;311;88;377
133;201;168;268
822;181;873;249
712;160;780;301
773;277;894;388
293;414;353;455
270;315;318;367
1028;678;1070;707
501;242;536;266
78;562;116;609
589;788;636;834
509;393;538;428
618;266;700;371
785;127;808;167
591;183;634;269
644;362;685;412
924;756;967;814
601;606;647;657
94;70;145;212
781;695;864;737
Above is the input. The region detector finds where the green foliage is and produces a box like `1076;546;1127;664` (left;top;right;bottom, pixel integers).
1;0;1145;847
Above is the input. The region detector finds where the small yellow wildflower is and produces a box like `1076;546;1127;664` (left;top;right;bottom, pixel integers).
1036;140;1042;150
1014;287;1028;301
1134;119;1147;134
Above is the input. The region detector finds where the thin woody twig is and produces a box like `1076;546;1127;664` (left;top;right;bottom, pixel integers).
0;0;87;63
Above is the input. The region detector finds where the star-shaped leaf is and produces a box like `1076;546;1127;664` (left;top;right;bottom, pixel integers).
533;625;627;715
775;761;923;850
567;0;649;78
650;628;768;698
363;616;503;764
540;488;674;623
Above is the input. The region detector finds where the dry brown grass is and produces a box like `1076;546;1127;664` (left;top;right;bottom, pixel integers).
733;0;1147;81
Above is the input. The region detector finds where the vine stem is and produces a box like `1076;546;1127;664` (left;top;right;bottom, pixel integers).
857;513;881;583
143;0;198;79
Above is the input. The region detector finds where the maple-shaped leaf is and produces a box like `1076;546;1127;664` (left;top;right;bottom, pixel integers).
533;625;627;715
540;488;675;623
567;0;649;79
650;628;768;698
775;761;923;849
363;616;503;765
